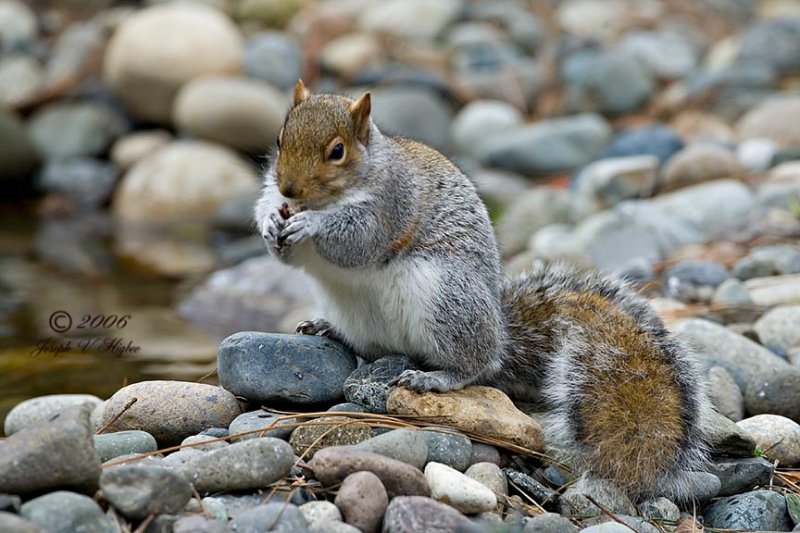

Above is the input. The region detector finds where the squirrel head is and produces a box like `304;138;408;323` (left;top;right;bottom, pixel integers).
274;79;372;204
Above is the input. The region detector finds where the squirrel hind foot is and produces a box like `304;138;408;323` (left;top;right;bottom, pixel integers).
389;369;467;394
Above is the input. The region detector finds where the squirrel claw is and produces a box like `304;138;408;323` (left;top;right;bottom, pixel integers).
295;318;338;340
390;369;455;393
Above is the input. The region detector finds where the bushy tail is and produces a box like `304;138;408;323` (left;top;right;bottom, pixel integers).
500;262;711;501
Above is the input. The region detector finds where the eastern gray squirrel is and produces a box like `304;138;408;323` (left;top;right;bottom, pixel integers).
254;80;711;500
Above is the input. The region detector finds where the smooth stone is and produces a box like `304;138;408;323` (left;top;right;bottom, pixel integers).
343;355;417;413
181;434;228;451
228;502;309;533
737;414;800;467
558;479;636;517
229;410;296;441
327;402;366;414
172;515;226;533
574;155;658;211
674;318;791;387
0;405;101;495
468;443;501;467
523;512;578;532
681;471;721;503
308;447;430;498
577;524;632;533
745;368;800;422
660;144;744;192
38;158;119;210
425;462;496;514
100;465;191;520
670;110;736;144
599;124;683;164
244;31;301;90
310;522;361;533
465;462;507;499
94;430;158;462
562;51;654;114
476;113;612;175
636;497;679;521
745;274;800;306
0;54;44;107
334;471;388;533
0;108;39;186
298;501;342;528
0;512;42;533
113;140;259;224
388;386;544;453
452;99;524;156
357;0;460;41
352;428;428;470
504;469;558;509
289;416;374;458
708;457;774;497
707;366;745;422
617;29;698;79
202;493;265;520
173;75;286;153
704;489;792;531
653;179;754;235
580;516;660;533
733;245;800;280
706;410;757;456
496;187;576;255
178;437;294;493
713;278;754;306
321;33;382;76
98;380;242;445
161;448;204;470
755;305;800;355
20;491;111;533
0;0;37;50
382;496;471;533
103;3;244;124
3;393;102;435
420;428;472;472
664;259;729;301
737;97;800;149
110;130;172;172
370;86;453;152
27;101;128;162
737;17;800;74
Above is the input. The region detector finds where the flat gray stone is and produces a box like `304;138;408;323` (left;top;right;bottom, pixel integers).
3;394;102;436
352;429;429;470
704;489;792;531
0;512;42;533
20;491;112;533
708;457;774;497
93;430;158;462
228;410;296;442
382;496;471;533
100;464;191;520
228;502;309;533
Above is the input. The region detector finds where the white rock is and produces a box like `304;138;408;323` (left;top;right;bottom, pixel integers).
737;138;778;172
299;500;343;527
0;1;37;50
104;4;244;124
0;55;43;107
744;275;800;306
737;414;800;467
424;461;497;514
358;0;460;41
173;75;286;153
452;100;523;156
320;33;382;76
111;130;173;171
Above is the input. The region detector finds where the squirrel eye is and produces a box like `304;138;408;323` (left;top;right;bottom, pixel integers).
329;143;345;161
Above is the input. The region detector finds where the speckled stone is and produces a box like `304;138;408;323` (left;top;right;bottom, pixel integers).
289;416;374;458
704;489;792;531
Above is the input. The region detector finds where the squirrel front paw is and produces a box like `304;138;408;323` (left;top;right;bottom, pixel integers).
261;208;287;255
295;318;338;339
280;210;321;246
390;369;461;393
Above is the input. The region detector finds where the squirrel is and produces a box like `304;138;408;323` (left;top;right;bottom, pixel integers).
254;80;711;501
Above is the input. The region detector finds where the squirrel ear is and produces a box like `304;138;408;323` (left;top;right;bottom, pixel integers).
293;79;310;107
348;92;371;144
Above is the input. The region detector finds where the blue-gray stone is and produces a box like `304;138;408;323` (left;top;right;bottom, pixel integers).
421;428;472;472
708;457;774;497
0;493;20;513
353;429;429;470
738;18;800;74
37;158;118;210
4;393;103;436
744;368;800;422
228;502;309;533
244;31;302;90
522;512;578;532
173;515;226;533
370;86;453;153
665;260;729;288
20;491;113;533
100;465;191;520
343;355;418;414
732;245;800;281
228;410;296;442
599;124;684;164
93;430;158;462
0;512;42;533
218;332;358;405
504;469;558;509
704;489;792;531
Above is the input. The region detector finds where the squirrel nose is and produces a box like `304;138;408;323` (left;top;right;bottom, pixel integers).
280;182;297;198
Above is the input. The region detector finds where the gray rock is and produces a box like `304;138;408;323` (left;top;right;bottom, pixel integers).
737;17;800;74
298;501;342;529
755;305;800;356
357;0;460;41
160;448;203;470
244;31;301;90
370;86;452;152
706;410;757;457
228;502;309;533
737;414;800;467
3;393;102;436
328;402;367;414
100;465;191;520
737;97;800;150
27;101;129;161
577;524;633;533
562;50;655;114
704;489;792;531
0;493;20;513
745;368;800;422
476;113;612;175
713;278;754;306
0;107;39;188
20;491;112;533
452;99;524;156
382;496;471;533
708;457;774;497
636;497;679;521
0;404;101;495
664;259;729;301
744;274;800;307
504;469;557;509
228;410;296;441
353;428;429;470
98;380;243;445
653;179;755;236
0;0;37;51
44;22;104;91
599;124;683;164
0;512;42;533
335;471;388;533
343;355;417;413
733;245;800;280
38;158;118;209
219;332;357;405
580;516;660;533
681;471;721;503
465;462;507;499
617;30;699;80
181;434;228;451
674;318;791;388
522;512;578;532
94;430;158;462
558;479;636;517
178;437;294;494
497;187;576;255
173;515;226;533
468;443;501;467
202;493;266;520
421;428;472;472
0;54;43;107
707;366;745;422
574;155;658;211
660;143;744;192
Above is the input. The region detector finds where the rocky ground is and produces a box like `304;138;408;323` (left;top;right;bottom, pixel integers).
2;0;800;531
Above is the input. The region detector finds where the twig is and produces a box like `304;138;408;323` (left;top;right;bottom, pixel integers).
96;398;137;435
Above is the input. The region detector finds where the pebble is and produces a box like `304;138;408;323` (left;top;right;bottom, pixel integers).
342;355;417;413
574;155;658;211
173;515;226;533
0;108;39;184
388;386;543;453
451;99;524;156
370;86;453;152
218;331;357;405
465;462;507;500
352;428;429;470
713;277;755;306
468;443;501;467
504;469;558;509
496;187;576;255
0;512;42;533
3;393;102;436
93;430;158;462
670;110;737;145
100;464;191;520
0;1;37;51
228;502;309;533
335;471;388;533
653;179;755;236
598;124;683;164
0;494;20;513
20;491;111;533
419;428;473;472
308;447;430;498
97;380;242;445
660;144;744;192
289;415;374;457
382;496;471;533
707;410;757;456
424;461;496;514
181;434;228;451
228;410;296;441
708;457;775;497
110;130;172;172
103;3;244;124
476;113;612;175
704;489;793;531
738;138;779;172
617;29;699;80
244;31;301;90
0;405;101;495
737;97;800;149
577;524;633;533
321;33;382;76
112;140;259;224
744;274;800;306
664;259;729;301
745;368;800;421
733;245;800;280
357;0;460;41
38;158;118;210
562;50;654;114
683;471;722;503
558;479;636;517
737;414;800;466
737;17;800;74
755;305;800;355
173;75;286;153
636;497;679;521
0;54;43;107
707;366;745;422
44;22;104;91
522;512;578;532
299;501;342;528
